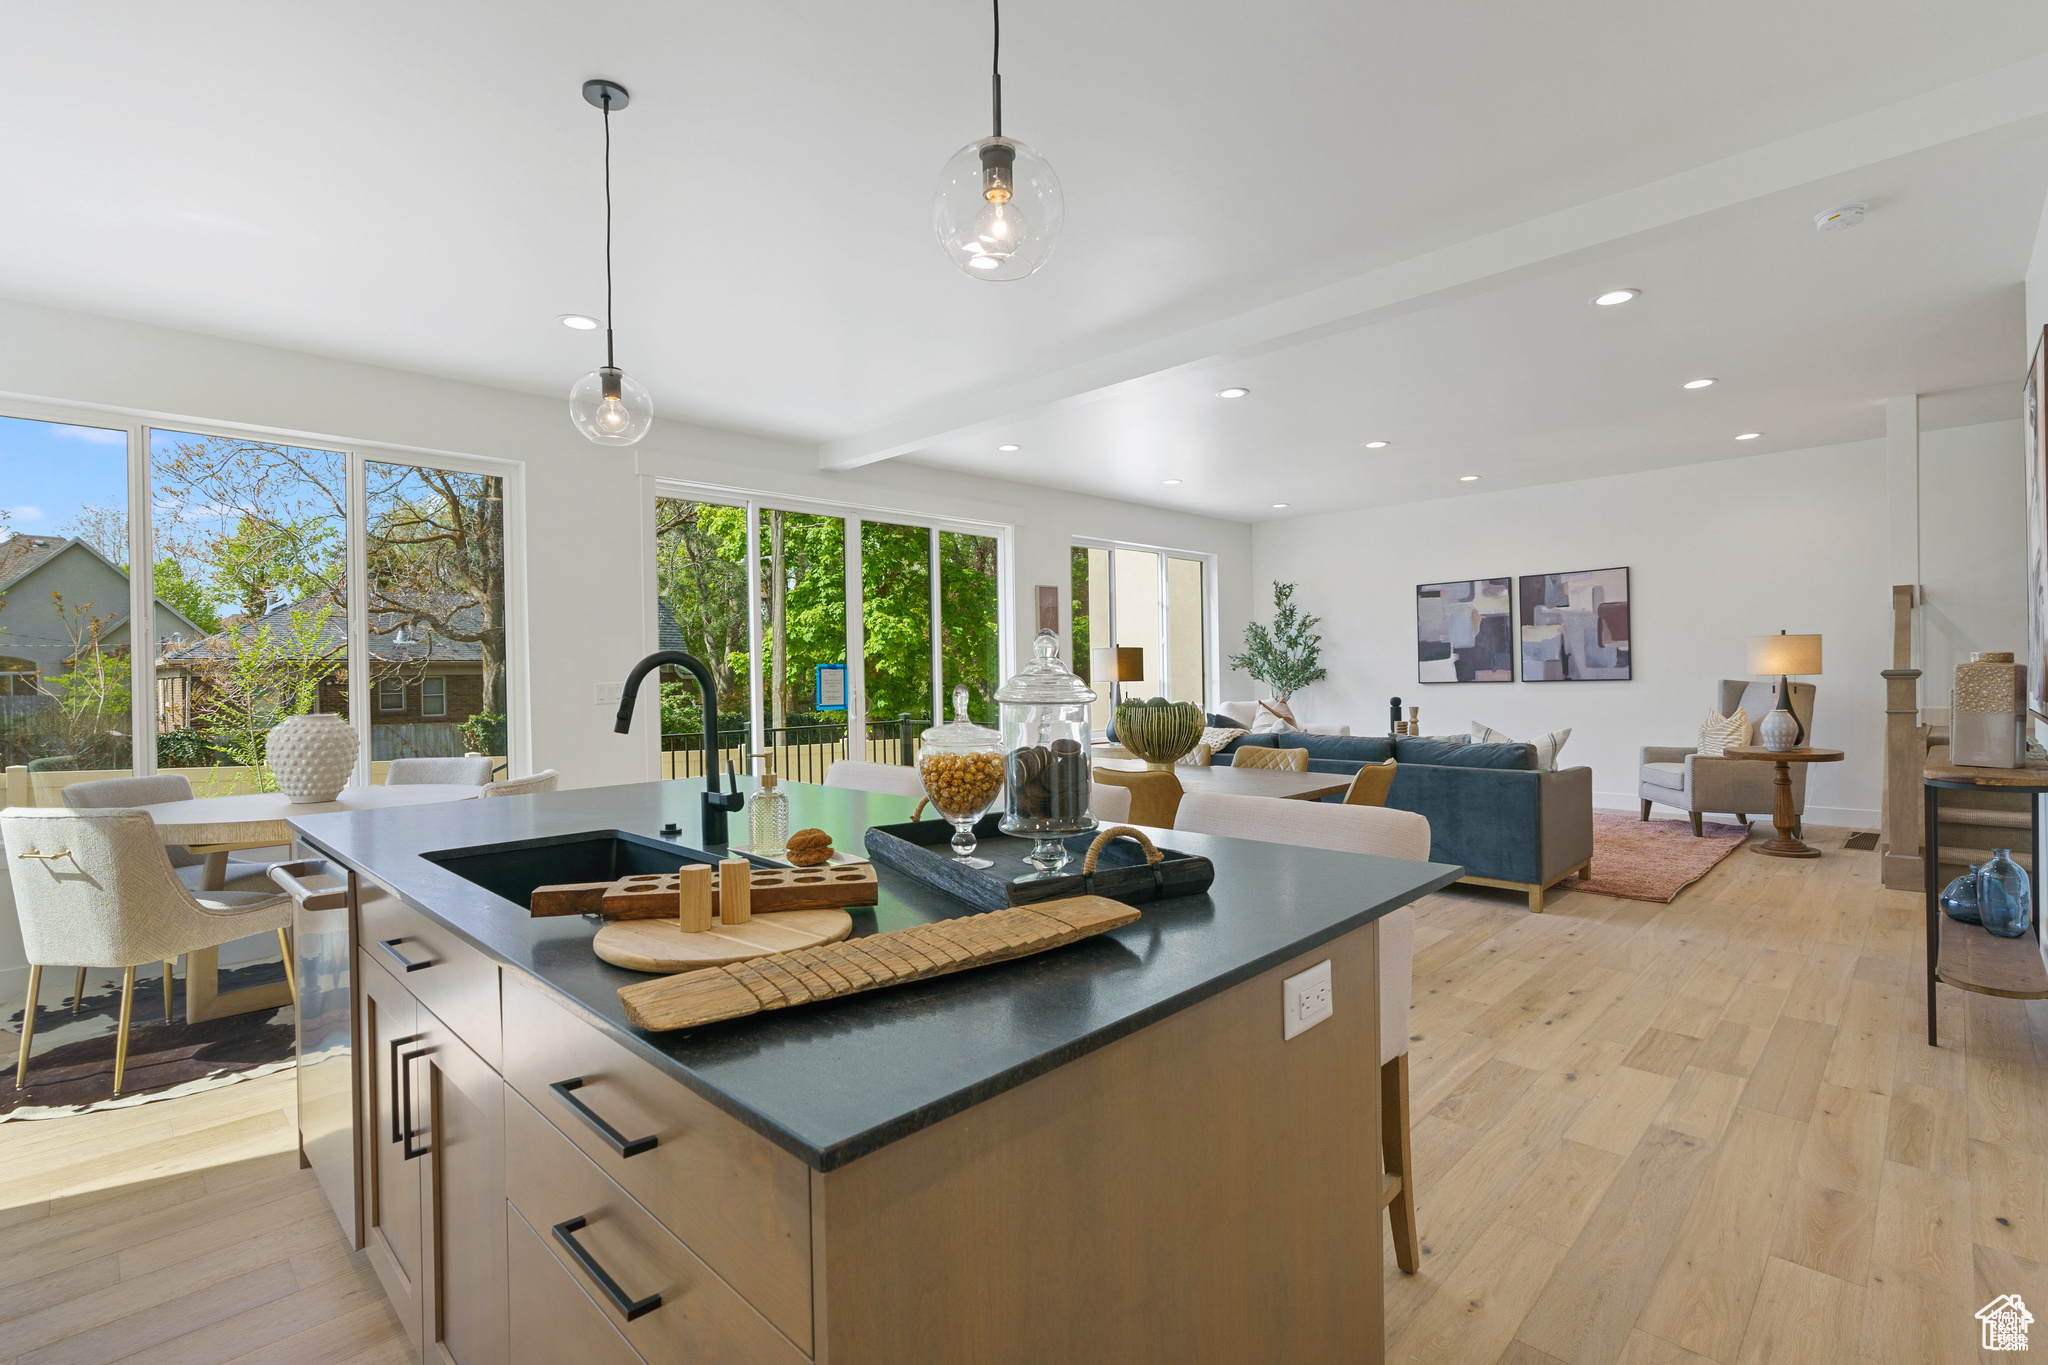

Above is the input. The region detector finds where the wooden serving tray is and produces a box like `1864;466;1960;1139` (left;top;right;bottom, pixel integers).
531;863;878;919
594;909;854;973
861;816;1214;913
618;895;1140;1032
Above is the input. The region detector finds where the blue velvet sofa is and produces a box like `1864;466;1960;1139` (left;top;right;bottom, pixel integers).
1215;727;1594;912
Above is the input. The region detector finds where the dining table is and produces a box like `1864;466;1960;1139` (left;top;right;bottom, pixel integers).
132;784;483;1023
1090;756;1352;802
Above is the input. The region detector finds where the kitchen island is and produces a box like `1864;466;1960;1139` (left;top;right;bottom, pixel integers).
286;777;1458;1365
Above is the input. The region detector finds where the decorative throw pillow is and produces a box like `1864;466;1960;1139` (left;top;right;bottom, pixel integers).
1251;700;1301;734
1196;725;1247;753
1696;707;1750;757
1471;722;1572;772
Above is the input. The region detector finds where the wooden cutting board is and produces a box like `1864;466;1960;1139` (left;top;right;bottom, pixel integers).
593;909;855;973
531;863;878;919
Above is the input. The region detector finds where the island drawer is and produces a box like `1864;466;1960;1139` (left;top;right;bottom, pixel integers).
509;1202;644;1365
500;972;812;1351
357;871;501;1068
506;1088;811;1365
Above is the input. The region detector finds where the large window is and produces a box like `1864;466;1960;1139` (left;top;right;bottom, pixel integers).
0;405;520;801
654;489;1005;782
0;414;135;777
1072;542;1210;733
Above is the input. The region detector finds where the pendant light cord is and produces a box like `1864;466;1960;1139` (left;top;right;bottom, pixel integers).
603;91;616;371
990;0;1002;137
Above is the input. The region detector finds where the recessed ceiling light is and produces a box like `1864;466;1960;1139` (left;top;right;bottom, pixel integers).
559;314;600;330
1161;478;1182;485
1735;432;1762;440
1364;440;1390;449
1217;387;1250;399
1592;289;1640;306
1271;502;1289;509
1683;378;1717;389
1460;475;1479;481
997;443;1019;452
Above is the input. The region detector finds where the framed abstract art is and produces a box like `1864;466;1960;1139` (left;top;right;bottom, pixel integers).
1520;567;1631;681
1416;578;1513;682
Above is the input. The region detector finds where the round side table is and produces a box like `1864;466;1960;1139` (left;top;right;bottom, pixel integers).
1723;746;1844;858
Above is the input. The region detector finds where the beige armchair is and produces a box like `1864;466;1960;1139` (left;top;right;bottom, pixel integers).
1640;680;1816;835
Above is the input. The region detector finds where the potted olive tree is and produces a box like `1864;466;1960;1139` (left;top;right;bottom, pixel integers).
1228;581;1326;708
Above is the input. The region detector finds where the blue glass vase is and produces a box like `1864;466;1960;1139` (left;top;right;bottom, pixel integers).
1941;866;1982;924
1978;849;2033;940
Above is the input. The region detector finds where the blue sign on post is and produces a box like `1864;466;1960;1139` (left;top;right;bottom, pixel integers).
815;663;848;712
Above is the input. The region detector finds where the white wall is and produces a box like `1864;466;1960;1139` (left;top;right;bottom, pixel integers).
0;297;1253;992
1251;422;2025;828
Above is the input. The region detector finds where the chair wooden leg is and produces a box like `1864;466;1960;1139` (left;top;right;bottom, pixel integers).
71;966;86;1014
15;965;40;1089
163;959;176;1025
276;930;298;1009
1382;1052;1419;1273
1689;812;1704;837
1640;800;1651;821
112;966;135;1096
1735;814;1747;826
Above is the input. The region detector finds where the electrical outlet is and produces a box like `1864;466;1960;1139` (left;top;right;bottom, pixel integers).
1282;959;1334;1040
596;681;623;706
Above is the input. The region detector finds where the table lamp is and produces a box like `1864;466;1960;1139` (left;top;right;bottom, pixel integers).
1091;646;1144;711
1747;631;1822;751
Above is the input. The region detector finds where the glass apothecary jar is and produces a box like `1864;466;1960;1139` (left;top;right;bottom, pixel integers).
996;630;1098;873
919;685;1006;869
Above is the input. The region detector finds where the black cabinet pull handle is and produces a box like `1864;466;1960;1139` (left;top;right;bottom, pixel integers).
388;1033;423;1144
552;1216;662;1321
400;1045;432;1160
549;1078;658;1158
378;938;431;972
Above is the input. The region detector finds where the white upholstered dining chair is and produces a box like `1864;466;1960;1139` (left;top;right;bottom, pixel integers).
822;760;927;799
1172;790;1429;1272
480;769;560;798
4;808;302;1095
386;755;496;786
1088;781;1132;825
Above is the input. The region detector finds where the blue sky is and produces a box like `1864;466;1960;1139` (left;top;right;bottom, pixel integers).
0;414;129;541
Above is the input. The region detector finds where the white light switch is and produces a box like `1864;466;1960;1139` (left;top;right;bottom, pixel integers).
1283;959;1334;1040
596;682;623;706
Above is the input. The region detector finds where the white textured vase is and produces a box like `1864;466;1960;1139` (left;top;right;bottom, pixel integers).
267;713;357;803
1758;707;1800;753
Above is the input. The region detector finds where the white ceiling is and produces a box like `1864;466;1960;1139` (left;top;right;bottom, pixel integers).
3;1;2046;518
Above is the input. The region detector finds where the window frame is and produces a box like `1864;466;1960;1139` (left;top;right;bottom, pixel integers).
377;678;407;713
419;675;447;718
1070;536;1219;723
0;391;528;782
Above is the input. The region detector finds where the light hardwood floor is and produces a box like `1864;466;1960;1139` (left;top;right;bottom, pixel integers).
0;1068;407;1365
0;824;2032;1363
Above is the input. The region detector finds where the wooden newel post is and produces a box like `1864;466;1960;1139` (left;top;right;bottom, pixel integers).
1880;584;1925;890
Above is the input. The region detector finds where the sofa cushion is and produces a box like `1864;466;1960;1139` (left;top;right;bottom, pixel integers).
1473;722;1572;772
1640;761;1687;793
1394;737;1536;770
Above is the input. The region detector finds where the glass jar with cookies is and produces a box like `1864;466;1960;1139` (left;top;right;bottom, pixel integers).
919;684;1006;868
995;630;1098;874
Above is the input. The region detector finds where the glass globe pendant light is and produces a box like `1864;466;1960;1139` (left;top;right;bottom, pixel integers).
569;79;655;446
933;0;1062;281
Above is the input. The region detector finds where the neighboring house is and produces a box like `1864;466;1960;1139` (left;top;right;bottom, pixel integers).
0;533;204;708
157;592;490;760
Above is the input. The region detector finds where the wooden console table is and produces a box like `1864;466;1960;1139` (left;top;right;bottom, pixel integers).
1922;757;2048;1047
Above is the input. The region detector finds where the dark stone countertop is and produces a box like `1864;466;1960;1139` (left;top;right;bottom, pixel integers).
290;778;1460;1171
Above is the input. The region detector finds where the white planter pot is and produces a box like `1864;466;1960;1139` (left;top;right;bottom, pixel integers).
268;713;357;803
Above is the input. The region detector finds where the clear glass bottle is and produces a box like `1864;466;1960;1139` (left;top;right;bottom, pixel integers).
918;685;1006;868
995;630;1098;875
747;750;789;857
1941;864;1982;925
1978;849;2033;939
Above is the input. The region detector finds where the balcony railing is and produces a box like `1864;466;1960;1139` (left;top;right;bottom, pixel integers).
659;714;929;785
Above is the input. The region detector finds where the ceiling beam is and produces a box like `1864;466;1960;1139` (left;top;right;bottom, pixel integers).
820;51;2048;471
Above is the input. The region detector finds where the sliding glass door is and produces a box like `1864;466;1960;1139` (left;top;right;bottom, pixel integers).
654;485;1005;784
1072;542;1211;734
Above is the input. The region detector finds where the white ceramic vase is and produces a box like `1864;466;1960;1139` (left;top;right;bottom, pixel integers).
1758;707;1800;753
267;713;357;803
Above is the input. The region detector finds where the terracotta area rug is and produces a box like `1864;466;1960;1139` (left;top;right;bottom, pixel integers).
1574;812;1750;904
2;961;295;1120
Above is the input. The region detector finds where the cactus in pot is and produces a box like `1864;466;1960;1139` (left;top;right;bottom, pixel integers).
1115;696;1205;769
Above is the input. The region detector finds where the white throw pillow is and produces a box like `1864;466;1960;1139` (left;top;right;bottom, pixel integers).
1696;707;1750;757
1471;722;1573;772
1196;725;1247;753
1250;702;1302;735
1215;701;1259;729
